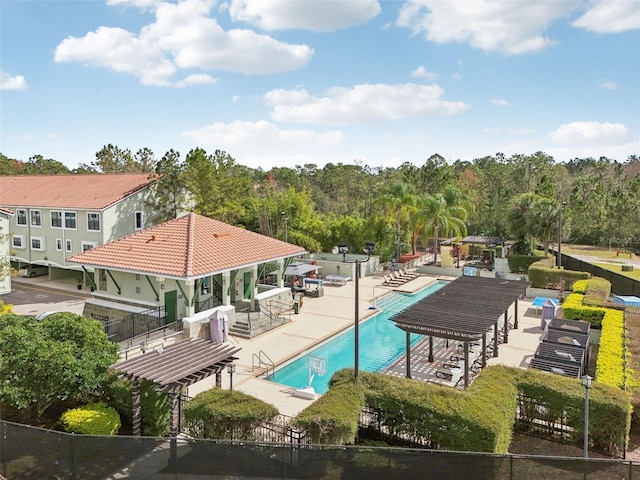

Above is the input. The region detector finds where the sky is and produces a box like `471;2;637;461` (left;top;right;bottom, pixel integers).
1;0;639;172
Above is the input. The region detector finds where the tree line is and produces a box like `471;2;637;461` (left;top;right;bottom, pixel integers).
2;148;639;259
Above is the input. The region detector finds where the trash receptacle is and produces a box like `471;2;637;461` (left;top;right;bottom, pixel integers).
294;301;299;314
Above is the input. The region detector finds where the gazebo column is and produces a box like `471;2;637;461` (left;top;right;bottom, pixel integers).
184;279;195;317
215;371;222;388
221;272;231;305
493;323;499;357
132;380;141;437
250;265;257;309
276;260;284;288
405;331;411;378
428;336;434;363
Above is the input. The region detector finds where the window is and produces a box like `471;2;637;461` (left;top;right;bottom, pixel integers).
135;274;141;281
66;239;72;252
51;211;63;228
64;211;77;229
31;236;45;251
81;241;97;252
12;235;25;249
135;211;143;230
87;212;100;231
30;210;42;227
16;209;27;226
201;277;211;295
56;238;63;251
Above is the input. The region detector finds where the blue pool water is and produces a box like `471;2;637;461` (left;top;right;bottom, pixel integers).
269;280;447;394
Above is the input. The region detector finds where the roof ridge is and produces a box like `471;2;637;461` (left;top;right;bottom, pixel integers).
185;213;196;277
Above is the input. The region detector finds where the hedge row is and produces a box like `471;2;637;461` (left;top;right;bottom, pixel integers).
528;260;590;289
292;366;630;456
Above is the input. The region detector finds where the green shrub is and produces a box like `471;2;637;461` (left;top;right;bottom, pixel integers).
562;293;606;328
528;261;590;289
595;309;627;389
583;277;611;306
507;255;540;274
183;387;278;440
60;402;121;435
293;370;365;445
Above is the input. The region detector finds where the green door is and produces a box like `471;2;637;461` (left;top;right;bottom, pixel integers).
164;290;177;324
243;272;252;299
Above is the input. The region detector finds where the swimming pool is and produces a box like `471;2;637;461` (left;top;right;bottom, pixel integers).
269;280;447;394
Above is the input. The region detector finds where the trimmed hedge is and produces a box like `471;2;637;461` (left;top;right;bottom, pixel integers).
292;370;365;445
527;260;590;289
60;402;121;435
583;277;612;306
572;279;589;294
183;387;278;440
294;366;631;456
507;255;541;274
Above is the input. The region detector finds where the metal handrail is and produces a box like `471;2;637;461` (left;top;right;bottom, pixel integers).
252;350;275;380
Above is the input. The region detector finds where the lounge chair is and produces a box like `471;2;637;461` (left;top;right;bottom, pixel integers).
389;271;410;284
399;268;420;279
382;275;404;287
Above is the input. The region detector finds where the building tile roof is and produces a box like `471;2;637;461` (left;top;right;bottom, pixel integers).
0;174;157;210
68;213;306;278
0;207;14;217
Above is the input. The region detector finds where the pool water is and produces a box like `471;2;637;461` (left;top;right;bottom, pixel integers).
269;280;447;394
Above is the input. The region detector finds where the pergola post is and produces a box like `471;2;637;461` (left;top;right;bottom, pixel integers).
502;310;509;344
132;380;141;437
215;371;222;388
428;335;434;363
463;342;469;388
405;331;411;378
493;323;499;357
169;391;179;467
481;335;487;368
514;299;519;329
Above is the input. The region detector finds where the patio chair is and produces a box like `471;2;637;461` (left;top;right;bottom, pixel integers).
383;275;404;287
399;268;420;279
435;366;463;386
389;271;409;284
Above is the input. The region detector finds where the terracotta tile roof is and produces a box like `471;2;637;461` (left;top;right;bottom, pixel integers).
0;207;14;216
68;213;307;278
0;174;157;210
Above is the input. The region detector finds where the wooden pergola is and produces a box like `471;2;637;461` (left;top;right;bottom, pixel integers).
389;276;530;388
113;339;241;439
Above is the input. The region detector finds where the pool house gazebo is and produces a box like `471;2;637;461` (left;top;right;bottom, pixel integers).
389;276;530;388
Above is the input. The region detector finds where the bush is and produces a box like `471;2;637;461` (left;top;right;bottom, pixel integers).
507;255;540;274
61;402;121;435
572;279;589;294
183;387;278;440
528;260;590;289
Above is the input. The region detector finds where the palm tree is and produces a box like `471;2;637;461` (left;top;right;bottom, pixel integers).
377;181;416;260
412;186;469;265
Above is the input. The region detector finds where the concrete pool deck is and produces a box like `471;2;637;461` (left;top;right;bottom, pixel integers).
187;272;548;418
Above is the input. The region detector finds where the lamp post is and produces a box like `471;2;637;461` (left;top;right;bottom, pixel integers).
338;242;375;379
582;374;592;458
557;201;567;268
227;363;236;392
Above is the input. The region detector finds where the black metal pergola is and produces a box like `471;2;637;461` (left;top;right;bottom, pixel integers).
389;275;530;387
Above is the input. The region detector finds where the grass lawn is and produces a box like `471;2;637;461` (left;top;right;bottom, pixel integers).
561;244;637;260
592;262;640;281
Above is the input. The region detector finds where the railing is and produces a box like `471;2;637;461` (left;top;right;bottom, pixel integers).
119;322;183;360
98;306;168;343
260;299;292;326
252;350;275;380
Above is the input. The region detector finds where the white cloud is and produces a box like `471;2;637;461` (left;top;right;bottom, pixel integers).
599;80;617;90
54;0;313;86
572;0;640;33
411;66;437;81
263;83;470;125
549;121;630;144
107;0;161;9
396;0;579;54
0;70;28;90
182;120;345;149
228;0;381;32
490;98;509;107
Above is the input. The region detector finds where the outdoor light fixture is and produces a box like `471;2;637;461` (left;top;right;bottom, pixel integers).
227;363;236;392
281;212;289;243
338;242;375;379
582;374;592;458
557;200;568;269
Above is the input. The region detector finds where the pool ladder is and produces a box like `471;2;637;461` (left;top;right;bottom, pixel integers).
252;350;275;380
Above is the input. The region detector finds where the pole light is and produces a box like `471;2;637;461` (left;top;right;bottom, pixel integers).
227;363;236;392
557;201;568;268
582;374;592;458
338;242;375;379
281;212;288;243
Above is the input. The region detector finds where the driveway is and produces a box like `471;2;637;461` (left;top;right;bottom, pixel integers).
2;277;89;317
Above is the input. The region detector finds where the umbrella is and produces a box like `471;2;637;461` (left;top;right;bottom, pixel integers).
270;262;321;277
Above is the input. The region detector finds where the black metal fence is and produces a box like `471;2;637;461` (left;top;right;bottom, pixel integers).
97;306;169;343
558;253;640;296
2;421;638;480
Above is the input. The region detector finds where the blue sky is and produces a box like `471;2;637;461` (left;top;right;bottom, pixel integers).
1;0;639;171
